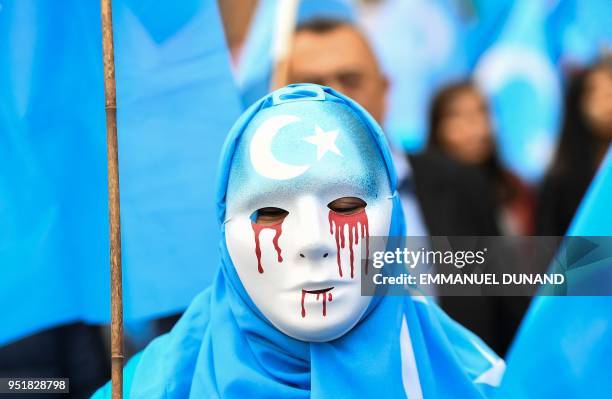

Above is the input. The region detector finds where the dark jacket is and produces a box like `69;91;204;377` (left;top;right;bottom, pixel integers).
536;170;593;236
409;151;527;356
0;323;110;399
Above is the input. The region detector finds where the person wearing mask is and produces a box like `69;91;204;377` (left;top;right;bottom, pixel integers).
427;81;535;236
93;84;504;398
537;60;612;235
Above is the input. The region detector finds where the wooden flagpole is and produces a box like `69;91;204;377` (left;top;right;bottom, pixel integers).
100;0;124;398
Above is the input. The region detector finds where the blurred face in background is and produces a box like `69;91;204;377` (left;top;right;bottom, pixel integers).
289;24;388;123
582;66;612;139
436;87;493;165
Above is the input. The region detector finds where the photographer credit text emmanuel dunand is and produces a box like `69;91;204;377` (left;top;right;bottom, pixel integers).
369;247;565;288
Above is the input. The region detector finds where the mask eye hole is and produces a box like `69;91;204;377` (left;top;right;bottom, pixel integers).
251;207;289;226
327;197;367;215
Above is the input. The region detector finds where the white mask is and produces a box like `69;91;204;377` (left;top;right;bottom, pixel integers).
225;99;392;342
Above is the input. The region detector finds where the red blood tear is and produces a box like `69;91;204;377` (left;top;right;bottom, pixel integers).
322;293;327;317
251;221;283;273
301;288;334;318
328;210;370;278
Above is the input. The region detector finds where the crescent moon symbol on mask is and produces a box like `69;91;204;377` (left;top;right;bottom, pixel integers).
249;115;311;180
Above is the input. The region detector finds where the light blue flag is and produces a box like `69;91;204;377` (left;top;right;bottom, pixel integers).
474;0;562;182
497;147;612;398
548;0;612;65
361;0;470;152
237;0;355;109
0;0;241;345
464;0;514;67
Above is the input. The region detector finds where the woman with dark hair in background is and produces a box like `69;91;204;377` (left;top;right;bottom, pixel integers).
419;81;535;357
537;60;612;235
427;81;535;236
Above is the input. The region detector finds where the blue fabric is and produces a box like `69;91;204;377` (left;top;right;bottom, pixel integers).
547;0;612;65
497;147;612;398
93;84;503;398
473;0;562;182
0;0;241;345
361;0;471;152
466;0;515;68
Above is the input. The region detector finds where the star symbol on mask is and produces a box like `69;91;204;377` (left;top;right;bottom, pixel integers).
303;125;343;161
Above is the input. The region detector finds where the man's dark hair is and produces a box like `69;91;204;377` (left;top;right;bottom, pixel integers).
296;18;350;34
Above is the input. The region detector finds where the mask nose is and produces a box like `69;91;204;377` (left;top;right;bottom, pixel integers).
299;252;330;259
295;196;334;260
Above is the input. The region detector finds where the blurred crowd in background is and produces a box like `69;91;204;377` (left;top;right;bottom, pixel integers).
1;0;611;398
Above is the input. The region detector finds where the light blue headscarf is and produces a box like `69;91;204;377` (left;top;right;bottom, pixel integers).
94;84;503;398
